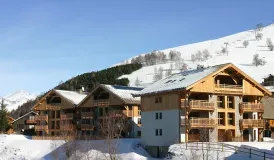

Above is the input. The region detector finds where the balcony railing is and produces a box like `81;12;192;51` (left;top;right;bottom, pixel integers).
189;118;216;128
181;118;216;128
240;102;264;113
60;124;75;130
240;119;264;129
81;112;93;119
93;99;110;106
25;119;37;124
187;100;215;111
214;84;243;94
81;124;94;130
61;113;74;120
35;125;48;131
35;115;48;121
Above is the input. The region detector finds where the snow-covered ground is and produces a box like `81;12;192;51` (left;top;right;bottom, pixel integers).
0;90;37;112
0;135;152;160
118;23;274;87
2;135;274;160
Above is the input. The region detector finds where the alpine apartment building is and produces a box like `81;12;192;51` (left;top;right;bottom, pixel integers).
136;63;271;158
32;84;142;138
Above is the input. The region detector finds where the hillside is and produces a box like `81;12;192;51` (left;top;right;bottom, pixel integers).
1;90;37;112
118;23;274;87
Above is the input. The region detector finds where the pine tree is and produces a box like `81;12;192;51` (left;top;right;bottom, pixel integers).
0;99;8;133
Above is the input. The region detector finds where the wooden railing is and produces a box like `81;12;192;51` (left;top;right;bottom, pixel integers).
182;118;216;128
81;112;93;118
60;124;75;130
61;113;74;120
214;84;243;94
188;100;215;111
47;103;61;110
240;119;264;129
35;115;48;121
93;99;110;106
240;102;264;113
35;125;48;131
215;84;243;89
25;119;37;124
81;124;94;130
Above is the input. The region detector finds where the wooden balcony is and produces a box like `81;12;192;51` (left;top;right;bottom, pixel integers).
35;115;48;122
61;113;74;120
81;112;93;119
25;119;37;125
240;119;264;129
60;124;75;130
35;125;48;131
214;84;243;94
181;118;216;128
240;102;264;113
93;99;110;106
182;100;215;111
81;124;94;130
46;103;61;110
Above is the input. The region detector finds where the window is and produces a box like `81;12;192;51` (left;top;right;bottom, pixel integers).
51;121;55;129
155;97;162;103
227;96;234;109
51;111;55;118
218;112;225;125
155;112;162;120
56;121;60;129
137;131;141;137
56;110;60;118
254;130;256;141
217;96;225;109
227;113;235;126
155;129;162;136
137;118;141;125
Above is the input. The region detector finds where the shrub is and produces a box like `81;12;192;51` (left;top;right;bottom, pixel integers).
243;40;249;48
252;54;266;66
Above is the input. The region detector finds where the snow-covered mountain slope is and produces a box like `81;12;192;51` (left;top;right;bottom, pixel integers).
118;23;274;87
1;90;37;112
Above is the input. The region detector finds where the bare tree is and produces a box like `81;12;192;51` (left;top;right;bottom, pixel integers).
202;49;211;61
175;59;188;72
256;33;263;40
224;42;229;56
267;38;274;51
256;23;264;31
252;53;266;66
158;67;164;80
135;77;140;86
243;40;249;48
221;47;227;55
191;54;197;63
98;110;128;160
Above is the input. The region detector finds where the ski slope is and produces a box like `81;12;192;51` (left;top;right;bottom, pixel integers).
118;23;274;87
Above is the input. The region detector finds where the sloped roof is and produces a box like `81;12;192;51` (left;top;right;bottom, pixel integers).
11;111;37;124
102;85;143;104
262;97;274;119
136;63;228;96
54;90;87;105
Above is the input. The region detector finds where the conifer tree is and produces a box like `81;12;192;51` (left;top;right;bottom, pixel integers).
0;99;8;133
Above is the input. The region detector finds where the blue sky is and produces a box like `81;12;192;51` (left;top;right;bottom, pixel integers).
1;0;274;96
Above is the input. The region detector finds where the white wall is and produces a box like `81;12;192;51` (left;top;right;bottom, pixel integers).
141;109;180;146
132;117;141;137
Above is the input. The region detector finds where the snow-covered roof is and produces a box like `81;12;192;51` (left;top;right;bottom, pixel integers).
102;85;143;104
54;90;87;105
11;111;38;124
136;63;228;96
264;86;274;93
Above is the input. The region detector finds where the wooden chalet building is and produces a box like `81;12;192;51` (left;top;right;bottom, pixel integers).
136;63;271;158
77;84;143;139
11;111;38;133
32;90;87;136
